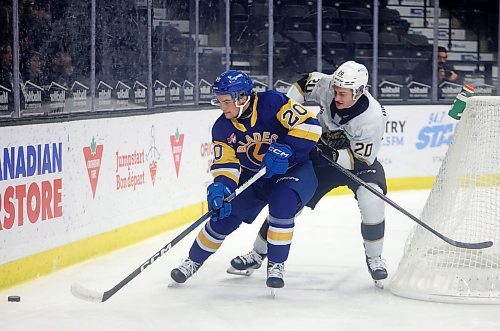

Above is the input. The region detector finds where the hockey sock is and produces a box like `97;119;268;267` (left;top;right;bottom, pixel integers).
254;217;270;254
189;222;227;263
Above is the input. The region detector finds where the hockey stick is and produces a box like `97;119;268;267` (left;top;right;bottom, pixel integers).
318;152;493;250
71;167;267;303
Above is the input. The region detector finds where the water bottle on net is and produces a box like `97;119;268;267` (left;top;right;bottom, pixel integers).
448;84;475;120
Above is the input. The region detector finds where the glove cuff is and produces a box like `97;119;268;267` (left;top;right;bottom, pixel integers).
214;177;236;194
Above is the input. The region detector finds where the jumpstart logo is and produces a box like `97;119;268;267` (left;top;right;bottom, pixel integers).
170;128;184;177
83;137;103;198
115;149;145;191
146;125;161;186
149;160;158;185
0;142;63;231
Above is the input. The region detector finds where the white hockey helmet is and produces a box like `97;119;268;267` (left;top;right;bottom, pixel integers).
332;61;369;102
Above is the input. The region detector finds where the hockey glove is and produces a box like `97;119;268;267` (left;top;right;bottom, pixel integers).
262;142;293;178
321;130;350;150
316;139;339;163
207;182;232;222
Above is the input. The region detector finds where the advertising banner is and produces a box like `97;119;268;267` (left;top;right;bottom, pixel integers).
0;104;456;268
0;110;217;264
378;104;456;178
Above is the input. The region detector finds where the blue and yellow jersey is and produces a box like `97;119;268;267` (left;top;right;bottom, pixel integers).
210;90;321;191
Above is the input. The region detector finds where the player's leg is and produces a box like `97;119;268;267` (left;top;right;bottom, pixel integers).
171;185;266;283
305;147;344;209
229;151;341;274
228;216;269;274
348;160;388;283
265;160;318;288
265;185;299;288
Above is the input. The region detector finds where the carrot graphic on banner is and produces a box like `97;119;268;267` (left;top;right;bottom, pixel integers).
170;128;184;177
83;137;103;198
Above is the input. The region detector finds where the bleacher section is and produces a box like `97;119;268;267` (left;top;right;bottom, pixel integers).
149;0;496;101
388;0;496;87
228;0;414;81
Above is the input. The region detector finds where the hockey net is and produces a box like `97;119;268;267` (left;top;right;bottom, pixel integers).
390;96;500;304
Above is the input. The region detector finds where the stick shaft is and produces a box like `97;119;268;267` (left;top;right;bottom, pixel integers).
320;153;492;250
73;168;267;302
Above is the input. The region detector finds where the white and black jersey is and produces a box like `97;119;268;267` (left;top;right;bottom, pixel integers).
287;72;387;170
283;70;388;266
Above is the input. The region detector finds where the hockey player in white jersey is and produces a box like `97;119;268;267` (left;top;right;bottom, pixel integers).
228;61;389;287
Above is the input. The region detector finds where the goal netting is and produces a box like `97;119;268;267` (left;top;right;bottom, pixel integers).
390;96;500;304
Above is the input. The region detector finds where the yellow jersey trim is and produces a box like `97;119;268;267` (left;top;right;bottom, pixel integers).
213;171;239;184
288;127;322;142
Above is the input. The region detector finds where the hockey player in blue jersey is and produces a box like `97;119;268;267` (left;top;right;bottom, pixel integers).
170;70;322;289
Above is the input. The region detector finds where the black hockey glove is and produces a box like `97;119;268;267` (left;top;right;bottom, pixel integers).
316;139;339;163
321;130;350;150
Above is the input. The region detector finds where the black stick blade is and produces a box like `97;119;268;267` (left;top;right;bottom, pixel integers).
452;240;493;250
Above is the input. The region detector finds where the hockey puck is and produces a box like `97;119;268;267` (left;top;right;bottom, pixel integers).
8;295;20;302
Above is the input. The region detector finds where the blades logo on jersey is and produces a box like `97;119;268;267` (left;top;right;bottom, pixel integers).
236;132;278;166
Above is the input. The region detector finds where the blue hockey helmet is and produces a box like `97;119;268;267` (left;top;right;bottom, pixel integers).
212;70;253;100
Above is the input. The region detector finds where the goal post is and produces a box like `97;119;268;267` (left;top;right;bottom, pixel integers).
390;96;500;304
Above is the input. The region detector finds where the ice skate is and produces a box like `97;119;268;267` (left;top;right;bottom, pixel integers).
170;258;202;284
366;256;387;289
266;261;284;298
227;250;267;276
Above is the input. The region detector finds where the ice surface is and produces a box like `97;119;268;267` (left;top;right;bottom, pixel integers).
2;190;499;331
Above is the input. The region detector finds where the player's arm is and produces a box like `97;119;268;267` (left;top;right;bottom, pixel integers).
276;99;322;165
210;138;240;192
317;136;374;171
286;73;323;104
318;123;383;170
318;129;355;170
286;74;309;103
348;124;383;168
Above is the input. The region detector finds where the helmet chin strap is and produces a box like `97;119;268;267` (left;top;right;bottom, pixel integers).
351;86;365;102
235;97;250;118
352;92;360;103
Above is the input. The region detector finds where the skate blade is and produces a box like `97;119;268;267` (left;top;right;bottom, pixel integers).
270;288;277;299
373;280;384;289
226;266;255;276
